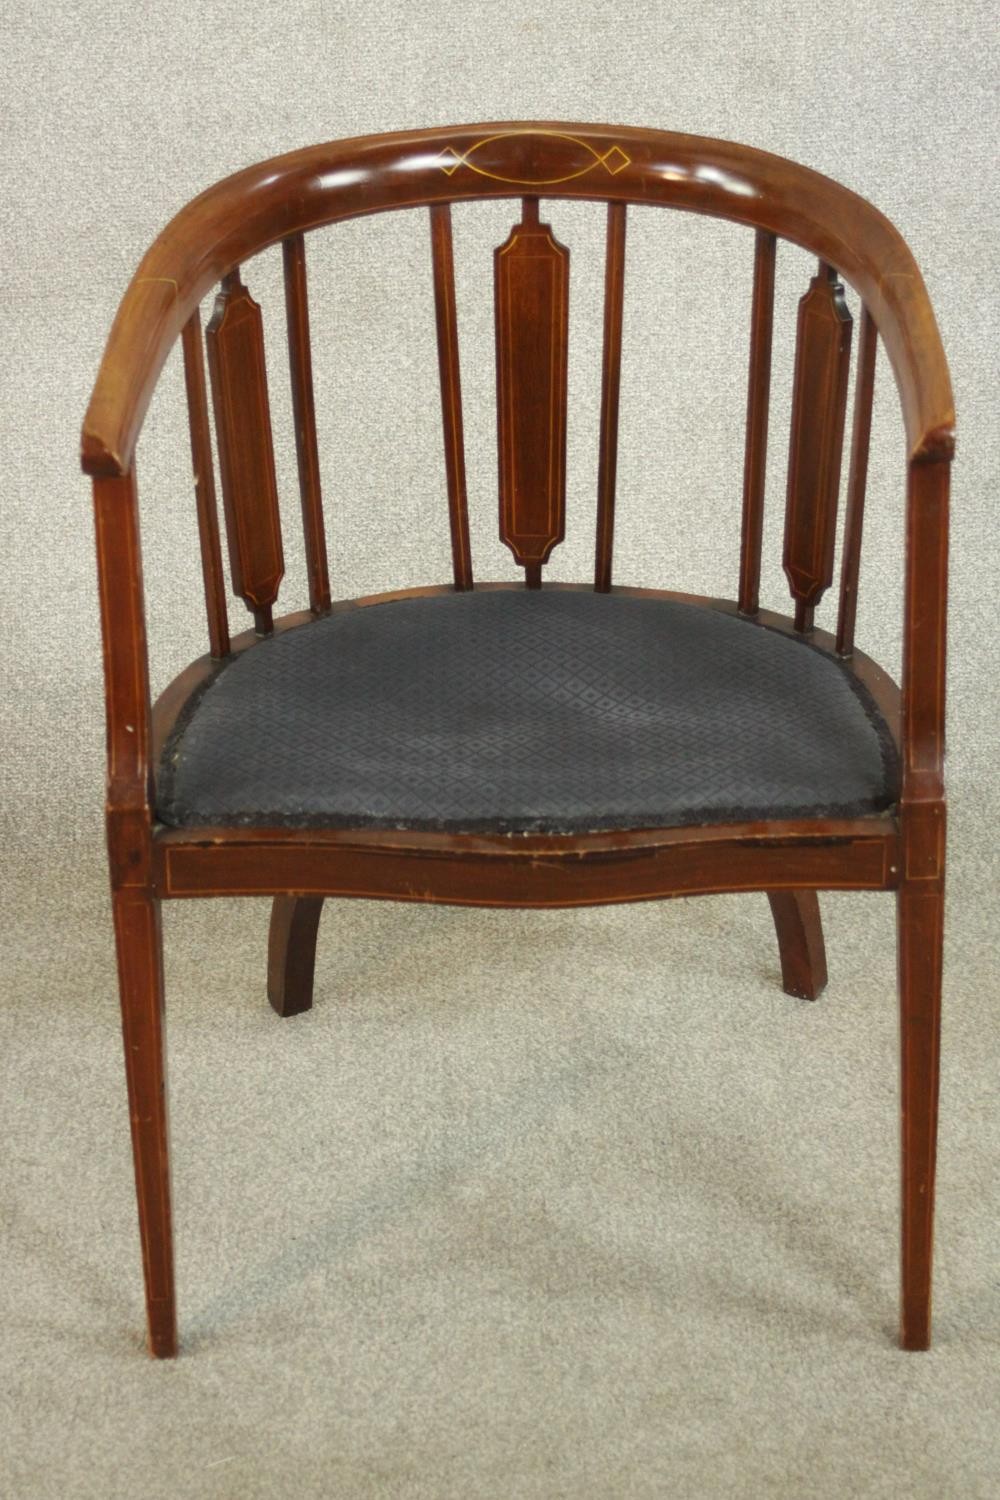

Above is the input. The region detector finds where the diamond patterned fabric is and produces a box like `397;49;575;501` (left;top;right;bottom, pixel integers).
156;591;898;833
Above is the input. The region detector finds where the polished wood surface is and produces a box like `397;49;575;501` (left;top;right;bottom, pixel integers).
268;895;325;1017
181;310;230;659
94;469;174;1355
112;889;176;1357
205;270;284;634
767;891;828;1001
901;460;948;810
897;882;944;1350
594;202;627;592
156;818;894;905
93;469;155;892
784;264;853;632
83;123;952;1357
495;197;569;584
896;455;947;1349
282;233;331;616
80;124;953;481
836;306;878;656
738;230;776;615
429;203;474;591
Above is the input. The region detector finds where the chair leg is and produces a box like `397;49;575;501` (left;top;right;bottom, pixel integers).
767;890;828;999
897;884;944;1350
268;896;325;1016
111;888;177;1358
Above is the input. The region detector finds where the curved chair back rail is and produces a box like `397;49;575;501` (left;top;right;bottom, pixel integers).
82;124;951;1356
82;123;953;478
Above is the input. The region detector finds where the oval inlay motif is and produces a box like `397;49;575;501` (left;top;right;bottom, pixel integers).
438;131;631;186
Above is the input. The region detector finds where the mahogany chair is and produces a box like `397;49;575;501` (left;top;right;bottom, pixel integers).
81;124;952;1358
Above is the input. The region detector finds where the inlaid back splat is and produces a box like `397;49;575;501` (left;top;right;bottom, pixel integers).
784;262;853;631
205;269;284;634
495;197;569;588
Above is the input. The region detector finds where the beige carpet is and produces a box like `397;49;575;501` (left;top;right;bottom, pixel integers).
2;0;998;1495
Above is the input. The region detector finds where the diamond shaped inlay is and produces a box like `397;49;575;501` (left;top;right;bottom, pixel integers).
600;145;631;175
438;146;463;176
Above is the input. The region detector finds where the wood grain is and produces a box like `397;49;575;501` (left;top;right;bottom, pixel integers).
495;197;569;583
92;470;153;830
283;233;331;615
206;269;284;633
157;821;893;905
81;124;954;481
901;460;948;803
111;886;176;1357
767;890;828;999
268;895;325;1016
594;202;627;592
429;204;473;590
898;882;944;1349
836;306;878;656
784;263;853;631
181;310;230;658
738;230;776;614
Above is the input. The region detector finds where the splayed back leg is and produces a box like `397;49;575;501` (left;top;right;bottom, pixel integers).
267;896;325;1017
767;891;828;1000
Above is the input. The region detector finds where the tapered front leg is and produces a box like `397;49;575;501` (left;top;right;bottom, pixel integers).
897;884;944;1350
767;890;828;1000
268;896;325;1016
111;888;177;1358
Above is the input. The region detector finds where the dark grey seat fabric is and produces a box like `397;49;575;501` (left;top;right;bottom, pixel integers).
156;591;898;834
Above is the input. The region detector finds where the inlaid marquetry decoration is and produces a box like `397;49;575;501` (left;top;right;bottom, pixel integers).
438;130;631;187
495;199;570;585
784;263;853;631
205;270;284;633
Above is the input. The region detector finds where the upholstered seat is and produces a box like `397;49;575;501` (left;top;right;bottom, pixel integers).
156;591;898;833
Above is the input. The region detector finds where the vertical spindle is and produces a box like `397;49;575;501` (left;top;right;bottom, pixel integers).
738;230;776;614
595;202;627;592
835;305;877;655
181;309;230;658
429;204;473;590
283;233;331;615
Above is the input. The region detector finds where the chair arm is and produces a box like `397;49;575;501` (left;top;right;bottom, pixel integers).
900;456;950;884
93;470;155;881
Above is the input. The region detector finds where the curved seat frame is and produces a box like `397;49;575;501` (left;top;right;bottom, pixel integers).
82;124;951;1359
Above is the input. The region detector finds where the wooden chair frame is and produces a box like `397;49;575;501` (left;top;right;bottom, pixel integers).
81;124;952;1357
